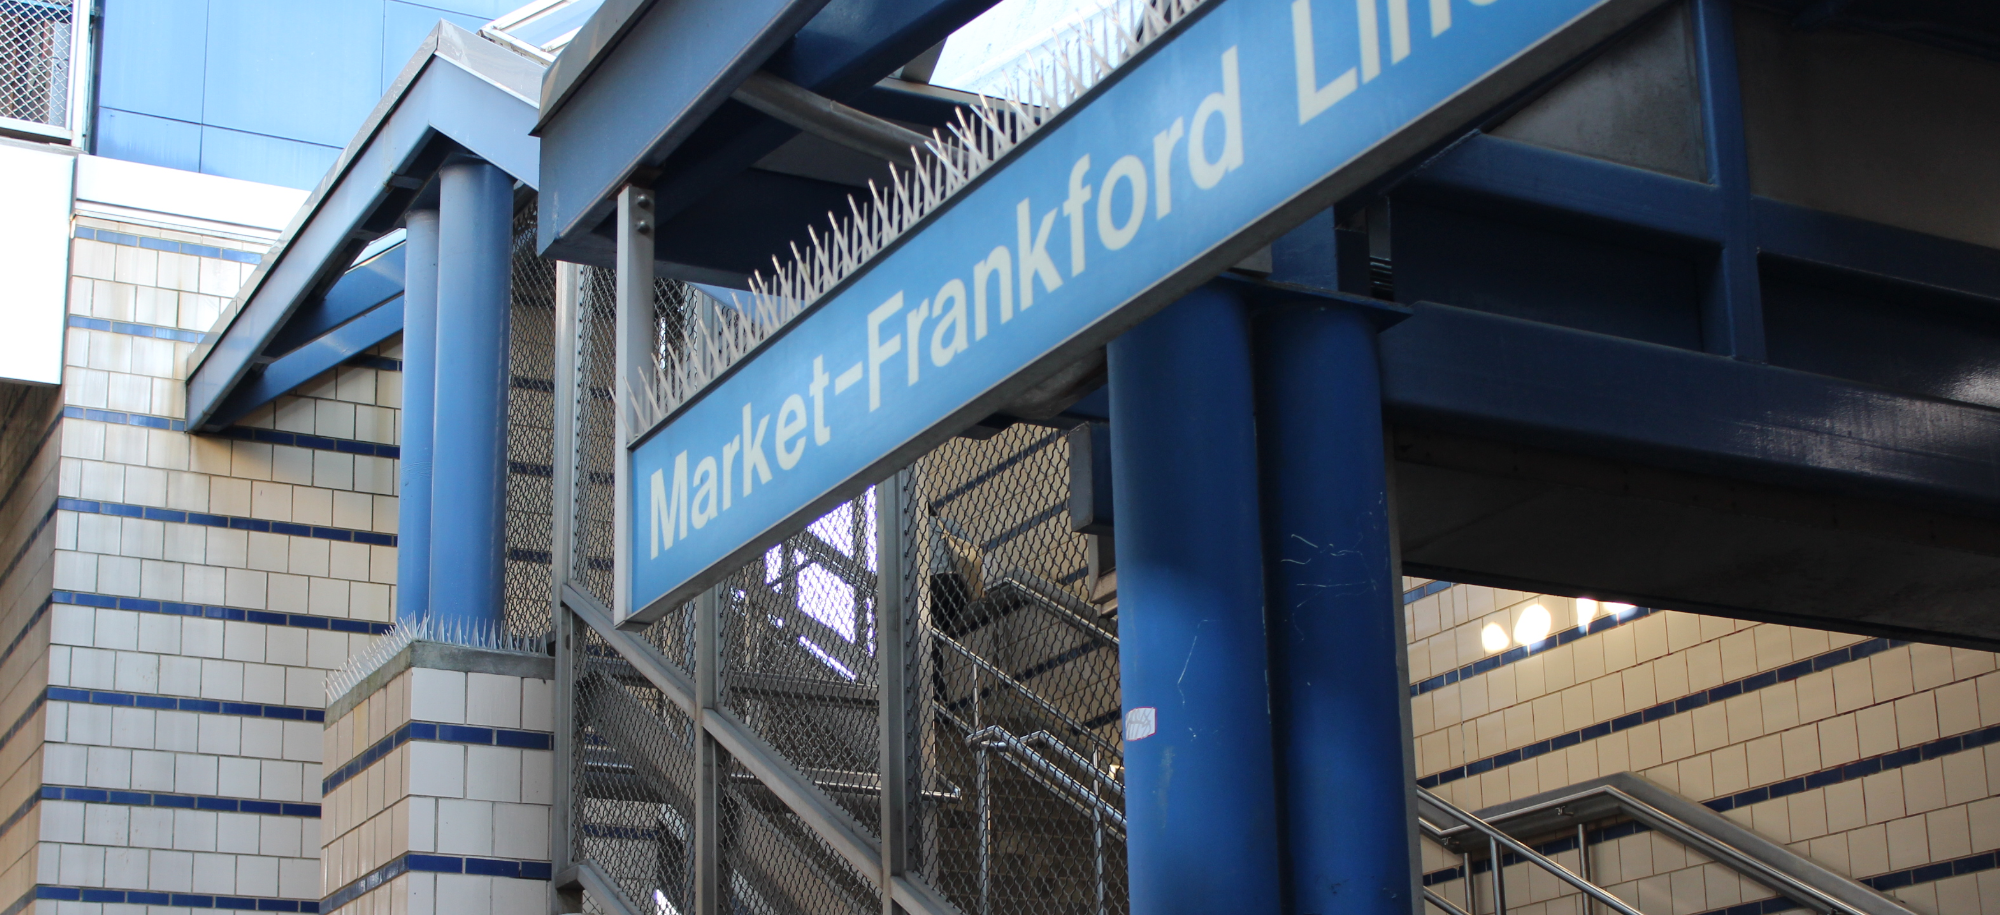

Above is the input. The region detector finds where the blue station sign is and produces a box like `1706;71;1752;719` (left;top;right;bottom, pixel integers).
626;0;1660;621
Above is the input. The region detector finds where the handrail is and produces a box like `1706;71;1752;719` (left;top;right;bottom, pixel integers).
1015;729;1123;799
965;724;1126;833
1423;887;1474;915
1419;774;1915;915
1419;787;1646;915
932;628;1121;760
989;568;1119;647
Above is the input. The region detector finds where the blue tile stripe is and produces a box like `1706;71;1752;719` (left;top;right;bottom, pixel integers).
53;589;395;636
217;425;401;459
1403;579;1453;605
1422;820;1654;885
321;852;553;912
55;497;398;547
323;721;554;795
35;885;318;912
47;685;326;723
38;785;320;818
1703;722;2000;814
1411;605;1655;698
61;405;190;432
75;226;265;264
1417;637;1908;789
66;313;209;345
1422;823;2000;908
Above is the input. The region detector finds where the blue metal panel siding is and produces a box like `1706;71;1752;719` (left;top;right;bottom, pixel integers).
197;126;343;191
97;0;208;123
382;2;488;92
201;0;387;149
94;109;201;172
399;0;515;20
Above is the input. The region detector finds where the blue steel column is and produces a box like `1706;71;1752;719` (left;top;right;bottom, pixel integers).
1106;284;1282;915
395;209;439;624
1254;300;1416;915
1693;0;1764;361
428;161;514;628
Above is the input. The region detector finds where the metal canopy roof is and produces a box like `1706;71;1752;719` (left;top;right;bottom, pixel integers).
185;22;545;431
532;0;996;283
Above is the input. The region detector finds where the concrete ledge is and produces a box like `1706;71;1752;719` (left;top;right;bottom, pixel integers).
327;640;553;723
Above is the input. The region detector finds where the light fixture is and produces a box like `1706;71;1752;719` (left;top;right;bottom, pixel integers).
1576;598;1599;629
1604;602;1635;617
1481;622;1509;653
1514;604;1552;646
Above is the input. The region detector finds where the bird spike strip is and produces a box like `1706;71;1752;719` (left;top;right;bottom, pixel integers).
324;613;552;702
627;0;1207;436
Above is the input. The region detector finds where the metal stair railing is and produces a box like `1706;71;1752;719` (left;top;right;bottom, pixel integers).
1419;787;1647;915
954;719;1122;915
1418;773;1920;915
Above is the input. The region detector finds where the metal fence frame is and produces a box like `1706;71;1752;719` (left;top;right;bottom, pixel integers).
0;0;94;145
550;185;1124;915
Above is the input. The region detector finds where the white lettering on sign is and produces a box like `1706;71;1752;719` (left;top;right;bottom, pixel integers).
643;46;1257;562
627;0;1645;615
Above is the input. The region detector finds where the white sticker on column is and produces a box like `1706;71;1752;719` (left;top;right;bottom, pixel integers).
1123;706;1157;741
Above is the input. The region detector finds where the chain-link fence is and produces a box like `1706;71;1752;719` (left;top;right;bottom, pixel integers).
559;257;1127;915
0;0;73;128
573;624;700;915
505;202;559;640
568;262;700;613
719;489;883;836
901;425;1125;915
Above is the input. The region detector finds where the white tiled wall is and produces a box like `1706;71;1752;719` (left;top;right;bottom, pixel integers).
1406;582;2000;915
0;384;64;908
0;216;410;911
321;665;554;915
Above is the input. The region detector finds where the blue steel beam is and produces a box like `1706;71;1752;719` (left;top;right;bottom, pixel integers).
1379;302;2000;519
1404;133;2000;306
533;0;830;258
1752;196;2000;303
397;210;441;625
185;22;542;431
534;0;995;263
429;162;516;628
1404;133;1723;244
1107;285;1284;915
208;298;406;428
262;244;405;357
1254;301;1415;915
1691;0;1763;360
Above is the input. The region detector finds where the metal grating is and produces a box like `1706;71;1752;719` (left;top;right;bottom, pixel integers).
718;491;884;836
505;202;558;639
559;256;1126;915
0;0;71;129
573;625;700;915
719;748;881;915
903;424;1126;915
568;264;700;611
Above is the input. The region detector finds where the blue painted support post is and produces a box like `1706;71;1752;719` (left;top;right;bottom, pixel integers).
1693;0;1764;361
429;161;514;628
1107;284;1283;915
1253;299;1416;915
396;209;439;625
